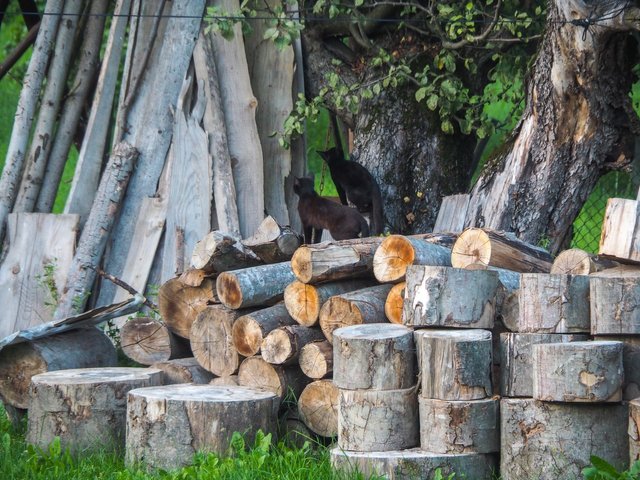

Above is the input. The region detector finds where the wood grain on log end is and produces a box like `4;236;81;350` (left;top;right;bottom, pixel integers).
158;277;216;338
216;272;243;309
298;379;338;438
373;235;415;282
284;281;319;326
291;247;313;283
385;282;406;324
299;340;333;379
451;228;490;269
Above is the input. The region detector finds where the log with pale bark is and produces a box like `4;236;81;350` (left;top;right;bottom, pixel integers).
333;324;415;390
297;379;338;438
415;329;492;400
151;357;215;385
237;355;309;401
551;248;620;275
419;398;499;454
299;340;333;379
291;237;384;284
126;385;278;470
500;398;628;480
231;303;296;357
384;282;406;324
27;367;162;455
191;231;262;274
120;317;191;365
338;387;419;452
595;335;640;400
0;328;116;410
242;216;302;264
451;228;553;273
217;262;295;309
532;341;623;402
318;284;392;342
284;279;376;327
189;305;254;377
372;234;453;283
590;275;640;335
158;276;217;339
261;325;325;366
403;266;498;329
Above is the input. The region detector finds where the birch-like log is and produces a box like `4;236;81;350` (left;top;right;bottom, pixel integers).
590;275;640;334
333;323;416;390
151;357;215;384
231;303;297;357
297;379;338;438
120;317;192;365
237;355;309;401
261;325;325;365
299;340;333;379
216;262;295;309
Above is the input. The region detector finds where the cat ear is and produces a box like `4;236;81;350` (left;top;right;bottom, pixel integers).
317;150;328;160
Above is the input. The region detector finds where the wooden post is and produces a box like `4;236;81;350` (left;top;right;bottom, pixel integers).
297;379;338;438
590;275;640;334
217;262;296;309
120;317;191;365
158;276;217;339
261;325;325;365
231;304;297;357
299;340;333;379
151;357;215;385
237;356;309;401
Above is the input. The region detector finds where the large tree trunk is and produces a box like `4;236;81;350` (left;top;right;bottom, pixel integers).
465;1;640;253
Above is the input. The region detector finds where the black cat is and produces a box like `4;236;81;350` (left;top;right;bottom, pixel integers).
317;148;384;235
293;176;370;243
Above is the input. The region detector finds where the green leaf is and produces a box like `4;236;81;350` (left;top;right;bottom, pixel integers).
589;456;620;476
415;87;428;102
441;119;454;134
426;94;439;111
263;27;278;40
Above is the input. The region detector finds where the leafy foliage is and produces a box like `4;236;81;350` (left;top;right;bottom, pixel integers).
582;455;640;480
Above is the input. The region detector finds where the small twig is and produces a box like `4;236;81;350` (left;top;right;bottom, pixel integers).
88;265;159;312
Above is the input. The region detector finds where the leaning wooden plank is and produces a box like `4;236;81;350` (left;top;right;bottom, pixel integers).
433;194;470;233
599;198;637;260
54;142;138;320
0;213;78;338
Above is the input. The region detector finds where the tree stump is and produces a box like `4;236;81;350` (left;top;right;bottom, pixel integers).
385;282;406;324
190;305;253;376
415;329;492;400
630;398;640;462
283;279;375;327
500;332;589;397
338;387;419;451
237;355;309;401
299;340;333;379
551;248;619;275
121;317;191;365
318;284;392;342
209;375;238;386
590;275;640;334
372;234;452;283
216;262;295;309
331;448;497;480
500;398;628;480
297;379;338;438
595;335;640;400
418;397;499;454
0;328;116;409
27;367;162;454
191;231;261;274
231;303;297;357
518;273;590;333
126;385;278;470
532;341;623;402
158;276;217;339
151;357;214;384
261;325;325;365
333;323;416;390
403;266;498;329
241;215;302;263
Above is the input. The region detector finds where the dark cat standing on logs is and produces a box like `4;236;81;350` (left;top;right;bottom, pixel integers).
293;176;369;243
317;148;384;235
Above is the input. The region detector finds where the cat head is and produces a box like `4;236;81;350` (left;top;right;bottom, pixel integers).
317;148;342;164
293;176;316;195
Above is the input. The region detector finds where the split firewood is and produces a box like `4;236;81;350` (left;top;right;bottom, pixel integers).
372;234;453;283
299;340;333;379
551;248;620;275
217;262;295;309
297;379;338;438
120;317;191;365
178;269;210;288
232;304;297;357
241;215;302;263
237;355;309;401
318;284;393;342
291;237;384;284
451;228;553;273
283;279;376;327
261;325;325;366
151;357;215;385
191;230;262;274
384;282;406;324
158;276;217;339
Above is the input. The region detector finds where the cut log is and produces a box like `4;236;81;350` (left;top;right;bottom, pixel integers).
242;216;302;263
599;197;638;261
231;303;297;357
385;282;406;324
418;397;499;454
500;332;589;398
125;385;278;470
291;237;384;284
191;231;261;274
297;379;338;438
590;275;640;335
189;305;254;376
595;335;640;400
284;279;376;327
451;228;553;272
338;387;419;451
403;266;498;329
518;273;590;333
318;284;393;342
120;317;191;365
532;341;623;402
500;398;629;480
261;325;325;365
158;276;217;339
333;323;416;390
27;367;162;454
279;411;319;449
217;262;295;309
415;329;492;400
630;398;640;463
331;449;497;480
551;248;620;275
299;340;333;379
0;328;116;409
372;234;452;283
237;355;309;401
433;194;471;233
151;357;215;385
209;375;238;386
178;269;210;288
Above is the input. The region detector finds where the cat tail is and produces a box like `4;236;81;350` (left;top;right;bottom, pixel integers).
370;180;384;235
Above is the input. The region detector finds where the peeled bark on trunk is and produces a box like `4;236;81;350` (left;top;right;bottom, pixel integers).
465;1;640;254
551;248;620;275
231;304;297;357
299;340;333;379
151;357;215;385
261;325;325;366
216;262;296;309
158;276;217;339
297;379;338;438
191;231;261;274
120;317;192;365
